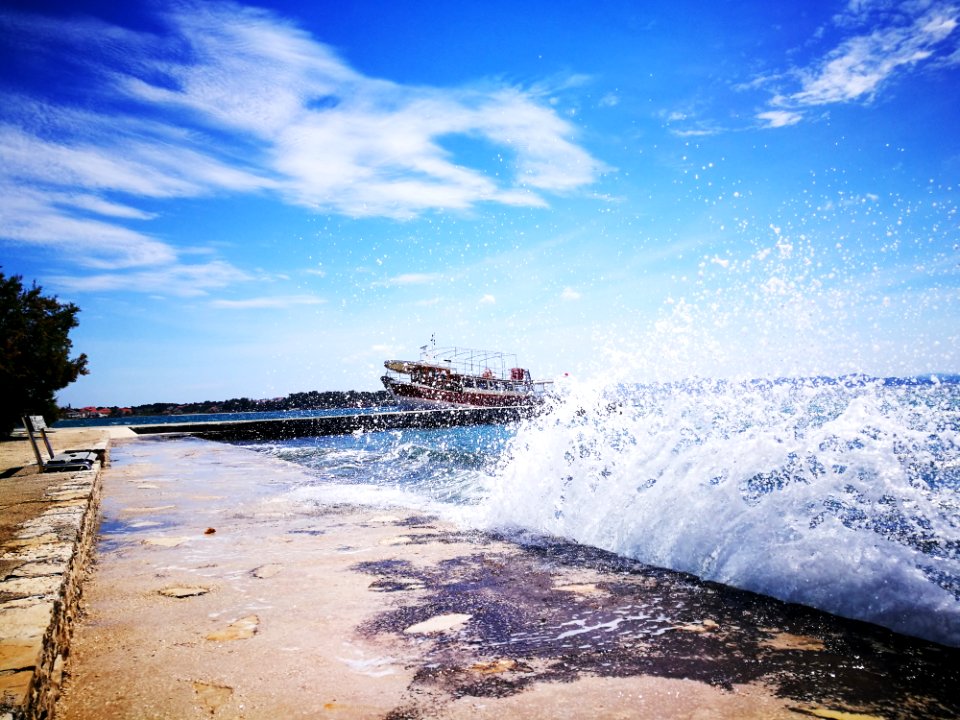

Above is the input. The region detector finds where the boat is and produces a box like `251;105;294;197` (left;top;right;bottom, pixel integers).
381;341;554;408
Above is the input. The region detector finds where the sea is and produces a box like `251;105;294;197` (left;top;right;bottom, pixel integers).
63;374;960;648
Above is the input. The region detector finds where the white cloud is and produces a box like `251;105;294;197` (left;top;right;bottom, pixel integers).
671;126;721;138
0;2;604;292
54;193;157;220
561;287;582;301
50;261;251;297
473;90;605;193
756;3;958;126
124;4;604;214
0;113;271;271
479;294;496;304
0;124;198;198
270;88;590;218
210;294;325;309
660;107;724;137
756;110;804;128
382;273;443;286
0;184;177;268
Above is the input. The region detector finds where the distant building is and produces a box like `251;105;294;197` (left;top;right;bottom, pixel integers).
61;406;129;418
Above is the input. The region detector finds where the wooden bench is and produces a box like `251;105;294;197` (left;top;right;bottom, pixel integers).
22;415;98;473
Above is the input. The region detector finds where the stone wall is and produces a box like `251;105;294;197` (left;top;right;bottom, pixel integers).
0;463;103;720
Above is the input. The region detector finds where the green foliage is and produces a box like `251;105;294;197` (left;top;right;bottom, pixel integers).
0;272;88;435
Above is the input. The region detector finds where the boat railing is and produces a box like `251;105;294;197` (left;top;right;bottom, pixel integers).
459;375;554;394
420;345;524;380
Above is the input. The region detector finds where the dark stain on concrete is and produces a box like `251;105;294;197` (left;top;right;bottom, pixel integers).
393;515;438;528
354;530;960;720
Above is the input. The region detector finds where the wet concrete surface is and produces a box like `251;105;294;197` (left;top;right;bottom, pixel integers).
355;541;960;718
55;436;960;719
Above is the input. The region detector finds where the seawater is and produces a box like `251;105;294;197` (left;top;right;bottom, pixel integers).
245;375;960;648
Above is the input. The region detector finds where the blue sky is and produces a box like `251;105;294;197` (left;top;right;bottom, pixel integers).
1;0;958;406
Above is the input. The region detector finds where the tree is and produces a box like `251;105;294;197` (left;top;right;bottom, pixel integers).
0;272;88;435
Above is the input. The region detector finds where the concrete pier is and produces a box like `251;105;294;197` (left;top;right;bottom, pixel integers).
3;427;960;719
51;438;960;719
129;406;535;441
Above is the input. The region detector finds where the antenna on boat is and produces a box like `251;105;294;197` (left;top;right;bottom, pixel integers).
419;334;438;362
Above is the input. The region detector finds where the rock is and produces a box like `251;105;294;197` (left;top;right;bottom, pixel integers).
0;639;43;672
251;564;282;579
0;670;33;708
403;613;472;635
142;537;191;547
205;615;259;642
0;602;55;639
470;658;522;674
799;707;884;720
192;680;233;714
0;576;62;599
673;619;719;633
158;586;210;599
761;632;826;651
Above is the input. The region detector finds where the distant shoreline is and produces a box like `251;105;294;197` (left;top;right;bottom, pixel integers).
54;404;399;429
58;389;392;423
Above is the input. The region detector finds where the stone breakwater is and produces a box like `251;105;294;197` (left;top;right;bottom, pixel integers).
127;405;536;441
0;457;104;720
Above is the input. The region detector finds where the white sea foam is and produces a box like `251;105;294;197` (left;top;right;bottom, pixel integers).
483;374;960;646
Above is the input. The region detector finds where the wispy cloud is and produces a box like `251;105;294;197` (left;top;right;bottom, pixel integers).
659;106;724;138
380;273;445;287
561;287;582;301
50;261;251;297
756;110;804;129
210;294;326;309
0;1;604;293
791;8;957;105
755;2;959;126
1;183;178;269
